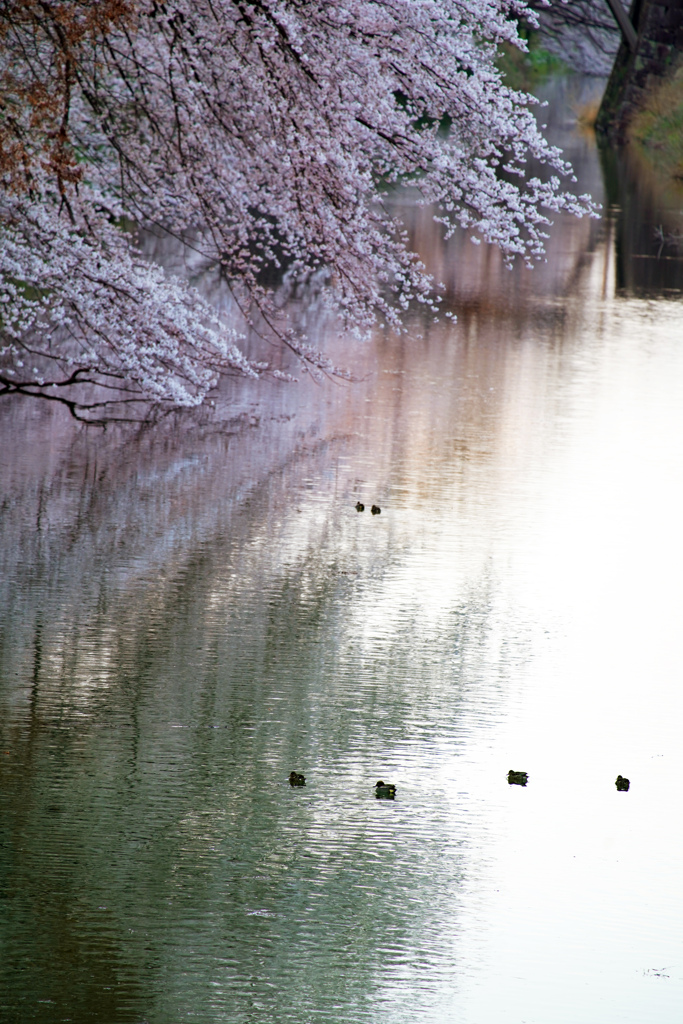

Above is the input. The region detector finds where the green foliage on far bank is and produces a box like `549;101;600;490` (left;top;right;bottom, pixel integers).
497;32;566;93
628;63;683;183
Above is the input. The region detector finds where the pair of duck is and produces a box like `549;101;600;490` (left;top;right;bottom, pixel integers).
355;502;381;515
288;772;396;799
508;769;631;792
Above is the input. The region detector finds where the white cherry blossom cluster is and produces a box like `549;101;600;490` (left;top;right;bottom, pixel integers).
0;0;595;411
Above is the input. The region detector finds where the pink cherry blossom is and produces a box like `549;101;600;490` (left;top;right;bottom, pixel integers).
0;1;595;412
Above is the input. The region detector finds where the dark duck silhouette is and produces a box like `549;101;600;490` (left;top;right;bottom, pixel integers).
355;502;365;512
615;775;630;791
374;780;396;799
371;505;381;515
507;770;528;786
289;771;306;787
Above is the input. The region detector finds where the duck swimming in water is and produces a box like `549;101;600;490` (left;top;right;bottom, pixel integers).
507;770;528;786
355;502;365;512
375;780;396;798
289;771;306;787
615;775;630;791
371;505;381;515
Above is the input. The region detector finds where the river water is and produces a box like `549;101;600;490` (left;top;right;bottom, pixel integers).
2;78;683;1024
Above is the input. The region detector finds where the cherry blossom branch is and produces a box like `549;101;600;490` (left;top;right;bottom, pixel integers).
0;0;598;412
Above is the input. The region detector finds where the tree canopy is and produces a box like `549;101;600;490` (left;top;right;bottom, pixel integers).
0;0;594;416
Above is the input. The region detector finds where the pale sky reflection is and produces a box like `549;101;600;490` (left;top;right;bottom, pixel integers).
325;228;683;1020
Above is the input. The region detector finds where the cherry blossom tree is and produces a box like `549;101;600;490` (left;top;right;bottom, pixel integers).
0;0;595;418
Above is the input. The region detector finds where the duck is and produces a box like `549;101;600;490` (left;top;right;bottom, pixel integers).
289;771;306;787
371;504;381;515
507;769;528;786
615;774;630;791
355;501;365;512
374;780;396;799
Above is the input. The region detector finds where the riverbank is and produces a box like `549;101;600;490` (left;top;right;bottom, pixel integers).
627;61;683;191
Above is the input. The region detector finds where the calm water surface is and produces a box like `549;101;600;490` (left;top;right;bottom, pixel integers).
2;79;683;1023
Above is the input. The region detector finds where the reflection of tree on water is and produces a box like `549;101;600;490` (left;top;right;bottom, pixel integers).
1;278;550;1020
600;143;683;297
2;466;504;1023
